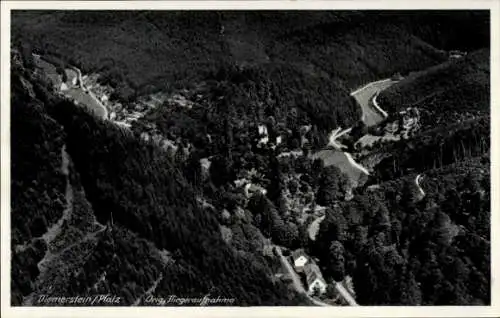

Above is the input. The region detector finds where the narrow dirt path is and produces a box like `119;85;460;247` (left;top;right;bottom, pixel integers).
35;146;108;271
23;145;74;305
23;147;107;305
39;145;74;263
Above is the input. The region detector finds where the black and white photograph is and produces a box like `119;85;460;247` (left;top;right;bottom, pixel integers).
1;1;498;317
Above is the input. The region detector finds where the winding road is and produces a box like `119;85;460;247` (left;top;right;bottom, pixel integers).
372;92;389;118
312;77;399;185
306;77;401;307
415;174;425;197
328;127;351;149
34;52;400;307
350;78;398;127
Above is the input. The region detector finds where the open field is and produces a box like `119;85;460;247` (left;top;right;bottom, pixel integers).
63;88;107;118
311;149;364;186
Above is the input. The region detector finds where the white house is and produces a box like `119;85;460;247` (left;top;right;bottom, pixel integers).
199;158;211;174
291;249;309;271
258;124;268;136
258;135;269;145
276;136;282;145
244;183;267;198
234;178;248;188
304;263;327;295
257;124;269;146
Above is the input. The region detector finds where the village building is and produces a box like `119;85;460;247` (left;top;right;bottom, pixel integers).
244;183;267;198
304;262;327;295
234;178;248;188
291;249;308;272
276;136;282;145
199;158;211;173
257;124;269;146
258;124;268;136
258;135;269;146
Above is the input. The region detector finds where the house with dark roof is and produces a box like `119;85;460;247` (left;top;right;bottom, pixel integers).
303;262;327;295
291;249;309;272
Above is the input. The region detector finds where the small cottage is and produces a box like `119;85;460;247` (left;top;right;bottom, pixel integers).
257;124;270;146
304;263;327;295
291;249;308;271
244;183;267;198
258;124;268;136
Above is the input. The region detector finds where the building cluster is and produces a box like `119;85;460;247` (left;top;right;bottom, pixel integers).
290;249;327;295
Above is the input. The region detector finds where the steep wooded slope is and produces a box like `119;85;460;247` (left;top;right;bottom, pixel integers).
377;49;489;128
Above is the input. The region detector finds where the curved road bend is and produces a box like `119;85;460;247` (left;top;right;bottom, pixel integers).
415;174;425;197
371;92;389;118
46;54;388;307
302;77;400;306
344;152;370;176
351;78;399;127
331;77;401;177
320;78;400;180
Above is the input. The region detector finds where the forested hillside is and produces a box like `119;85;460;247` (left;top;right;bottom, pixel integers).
312;158;490;305
12;10;475;102
11;70;67;304
11;11;489;155
11;56;307;306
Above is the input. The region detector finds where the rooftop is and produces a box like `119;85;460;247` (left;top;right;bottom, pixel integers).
304;262;326;286
291;249;308;261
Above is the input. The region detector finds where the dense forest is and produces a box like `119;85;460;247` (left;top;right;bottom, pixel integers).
10;10;490;306
13;11;489;103
11;71;67;304
133;62;359;162
11;56;308;306
312;158;490;305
